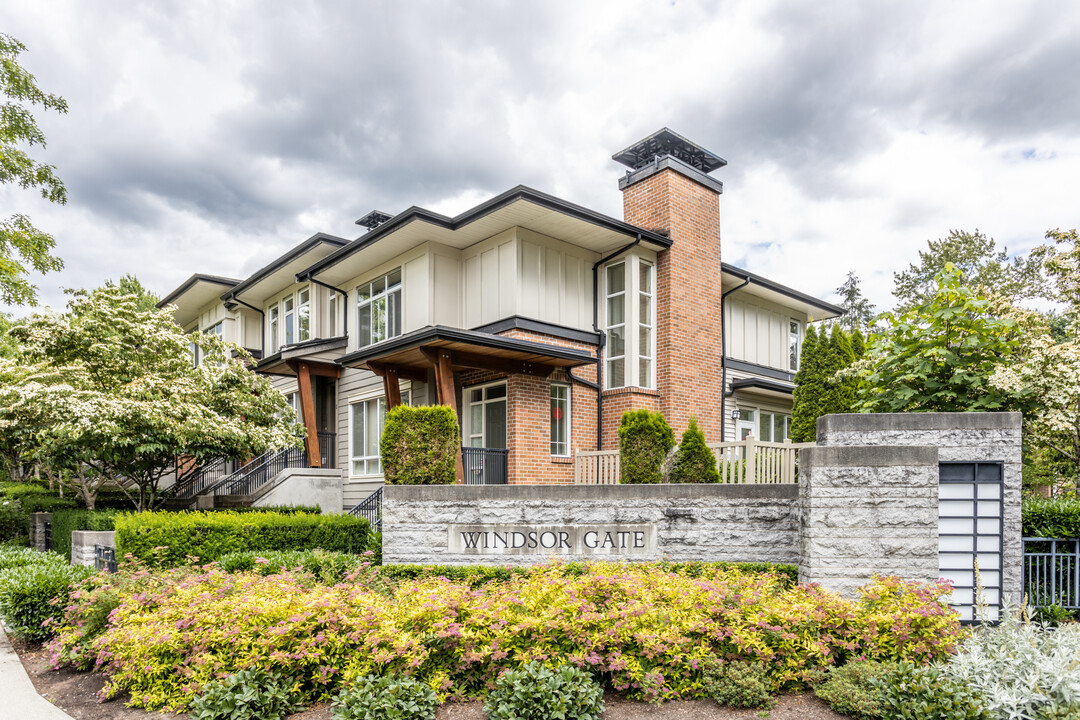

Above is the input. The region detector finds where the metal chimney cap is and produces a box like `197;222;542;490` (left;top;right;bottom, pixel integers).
355;210;394;229
612;128;727;173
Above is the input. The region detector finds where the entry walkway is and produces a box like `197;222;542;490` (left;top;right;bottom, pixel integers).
0;623;74;719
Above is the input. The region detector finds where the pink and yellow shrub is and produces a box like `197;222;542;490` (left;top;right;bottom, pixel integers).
48;562;962;712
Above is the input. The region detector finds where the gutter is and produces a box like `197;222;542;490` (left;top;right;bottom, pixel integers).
224;297;266;362
305;276;349;340
719;272;752;442
591;234;644;450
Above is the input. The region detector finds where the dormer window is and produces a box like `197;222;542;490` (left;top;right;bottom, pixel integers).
357;268;402;348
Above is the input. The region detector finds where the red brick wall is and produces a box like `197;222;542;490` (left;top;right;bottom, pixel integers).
457;329;599;484
600;387;661;449
621;169;724;442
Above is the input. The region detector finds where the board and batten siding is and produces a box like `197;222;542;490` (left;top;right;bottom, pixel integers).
722;364;794;441
725;297;804;372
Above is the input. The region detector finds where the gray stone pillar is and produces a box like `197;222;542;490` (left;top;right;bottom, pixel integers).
799;445;939;597
29;512;52;552
70;530;116;567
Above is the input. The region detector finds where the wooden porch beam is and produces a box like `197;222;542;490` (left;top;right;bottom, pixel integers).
449;350;554;378
296;362;322;468
368;361;428;383
285;359;340;378
381;366;402;409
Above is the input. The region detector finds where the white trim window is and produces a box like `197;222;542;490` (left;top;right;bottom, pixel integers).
297;287;311;342
349;390;410;476
206;321;223;341
357;268;402;348
268;306;280;354
638;261;654;387
327;293;337;336
283;296;296;346
189;338;200;367
788;320;801;372
604;262;626;388
464;381;507;449
550;383;571;456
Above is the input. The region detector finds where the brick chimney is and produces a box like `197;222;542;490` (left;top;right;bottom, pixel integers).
613;128;726;440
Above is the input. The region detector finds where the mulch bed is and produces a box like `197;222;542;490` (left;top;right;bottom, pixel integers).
13;639;850;720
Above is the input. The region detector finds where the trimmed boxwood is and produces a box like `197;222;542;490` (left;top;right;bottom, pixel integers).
381;405;459;485
1023;496;1080;538
618;409;676;484
114;510;371;566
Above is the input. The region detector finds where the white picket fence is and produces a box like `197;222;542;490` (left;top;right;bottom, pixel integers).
573;438;811;485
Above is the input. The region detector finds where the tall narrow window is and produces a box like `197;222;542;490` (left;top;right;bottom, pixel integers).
605;262;626;388
297;288;311;342
327;293;337;336
268;305;279;354
189;338;200;367
789;320;801;372
357;268;402;348
550;384;571;456
638;261;654;388
283;297;295;346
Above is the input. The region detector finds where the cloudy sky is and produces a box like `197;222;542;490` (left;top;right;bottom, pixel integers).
2;0;1079;316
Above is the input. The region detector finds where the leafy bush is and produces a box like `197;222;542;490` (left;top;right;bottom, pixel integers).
0;481;78;544
484;662;604;720
381;405;458;485
0;497;27;545
205;505;322;515
218;549;368;583
1023;496;1080;538
49;509;119;561
813;661;895;719
113;510;371;566
0;559;93;641
618;409;675;484
0;546;66;570
870;662;987;720
668;417;720;483
332;674;439;720
50;565;961;711
701;659;773;709
189;667;302;720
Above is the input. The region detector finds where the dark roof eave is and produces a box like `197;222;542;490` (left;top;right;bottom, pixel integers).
721;263;846;317
223;233;349;301
728;378;795;395
157;274;241;309
301;186;672;281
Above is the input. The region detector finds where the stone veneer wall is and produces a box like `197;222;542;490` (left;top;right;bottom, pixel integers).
382;484;799;566
798;445;940;597
817;412;1023;603
70;530;115;567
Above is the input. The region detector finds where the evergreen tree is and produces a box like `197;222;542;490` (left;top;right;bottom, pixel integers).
850;327;866;359
828;326;858;417
669;416;720;483
835;271;876;333
790;324;822;442
791;325;860;442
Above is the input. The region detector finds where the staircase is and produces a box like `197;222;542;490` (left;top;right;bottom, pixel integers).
348;487;382;531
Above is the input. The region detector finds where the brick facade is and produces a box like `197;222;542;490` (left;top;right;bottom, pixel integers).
621;169;724;441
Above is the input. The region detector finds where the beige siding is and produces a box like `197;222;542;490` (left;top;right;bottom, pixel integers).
517;228;595;331
402;253;430;334
462;229;517;328
432;249;461;327
725;297;804;372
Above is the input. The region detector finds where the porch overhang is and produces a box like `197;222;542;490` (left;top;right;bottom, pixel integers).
255;336;348;376
728;377;795;402
337;325;597;378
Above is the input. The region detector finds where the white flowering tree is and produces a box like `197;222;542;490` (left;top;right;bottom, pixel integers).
0;286;303;509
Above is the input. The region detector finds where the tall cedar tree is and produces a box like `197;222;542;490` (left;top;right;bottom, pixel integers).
669;416;720;483
791;325;858;442
790;325;821;442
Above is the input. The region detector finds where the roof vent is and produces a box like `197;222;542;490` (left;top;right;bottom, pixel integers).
355;210;393;230
612;128;727;173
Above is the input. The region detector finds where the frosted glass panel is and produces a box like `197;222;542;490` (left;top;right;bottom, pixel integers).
940;553;975;570
940;500;973;516
977;518;1001;535
977;536;999;552
940;535;972;552
940;518;973;534
940;484;975;499
941;570;973;587
976;553;1001;570
978;500;1001;517
978;483;1001;499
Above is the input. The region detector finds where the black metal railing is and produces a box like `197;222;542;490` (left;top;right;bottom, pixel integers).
318;432;336;469
462;447;509;485
43;519;52;552
212;445;308;497
95;545;117;573
168;457;242;499
348;487;382;531
1024;537;1080;609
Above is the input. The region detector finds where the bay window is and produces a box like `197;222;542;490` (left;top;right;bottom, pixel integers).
357;268;402;348
638;261;653;387
605;263;626;388
603;255;656;390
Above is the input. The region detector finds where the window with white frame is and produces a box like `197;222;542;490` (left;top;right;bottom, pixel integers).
283;296;295;346
189;338;200;367
206;321;223;341
327;293;337;336
605;262;626;388
297;288;311;342
758;410;791;442
268;306;280;354
349;389;411;476
638;261;653;387
788;320;801;372
357;268;402;348
550;383;571;456
464;382;507;449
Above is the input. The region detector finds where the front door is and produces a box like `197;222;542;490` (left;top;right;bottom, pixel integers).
464;382;507;484
736;409;756;440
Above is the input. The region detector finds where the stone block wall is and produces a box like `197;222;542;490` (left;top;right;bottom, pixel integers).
70;530;116;567
798;445;940;597
818;412;1023;603
383;484;799;566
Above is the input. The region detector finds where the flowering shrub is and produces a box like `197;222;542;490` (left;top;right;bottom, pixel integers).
48;564;961;712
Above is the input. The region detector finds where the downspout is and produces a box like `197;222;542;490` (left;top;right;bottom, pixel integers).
719;274;751;442
306;276;349;339
591;234;644;450
227;295;265;360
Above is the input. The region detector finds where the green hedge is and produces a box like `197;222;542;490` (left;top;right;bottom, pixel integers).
0;547;92;641
114;511;372;566
381;405;458;485
1023;496;1080;538
618;409;676;484
218;549;368;583
50;509;120;561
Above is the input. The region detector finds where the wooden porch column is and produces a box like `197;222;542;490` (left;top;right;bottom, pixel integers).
296;362;322;468
424;348;464;484
382;367;402;409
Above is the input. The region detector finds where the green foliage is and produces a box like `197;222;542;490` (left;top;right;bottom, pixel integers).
0;552;92;641
0;33;68;306
836;271;877;333
381;405;459;485
852;265;1025;413
49;509;118;561
484;662;604;720
1023;496;1080;537
669;417;720;483
618;409;675;484
114;510;371;566
701;659;774;709
791;325;859;442
893;229;1048;312
869;662;988;720
0;497;26;545
332;674;439;720
218;549;369;583
101;274;159;312
813;661;895;719
189;667;302;720
0;481;79;544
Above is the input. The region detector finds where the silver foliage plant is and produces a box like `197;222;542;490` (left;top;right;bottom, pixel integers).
939;606;1080;719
